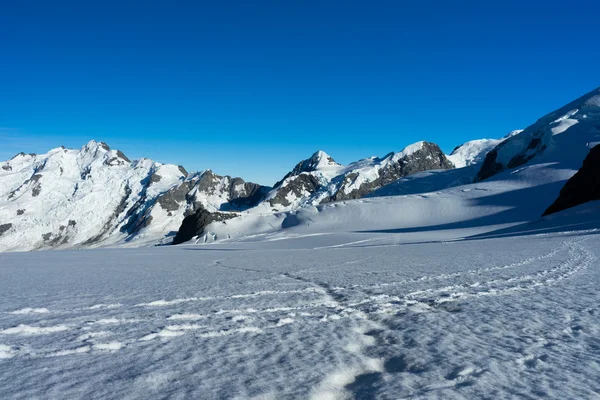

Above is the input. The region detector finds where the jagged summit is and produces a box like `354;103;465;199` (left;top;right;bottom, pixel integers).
297;150;340;172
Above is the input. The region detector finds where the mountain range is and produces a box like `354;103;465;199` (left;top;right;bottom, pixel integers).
1;86;599;252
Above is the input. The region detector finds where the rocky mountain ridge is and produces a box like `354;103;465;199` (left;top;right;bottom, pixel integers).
263;141;454;210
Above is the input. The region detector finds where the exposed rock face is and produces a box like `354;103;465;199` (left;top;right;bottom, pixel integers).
267;142;454;209
0;223;12;236
543;145;600;216
156;181;194;213
178;165;188;176
477;87;600;182
152;170;268;215
172;205;236;245
270;174;321;207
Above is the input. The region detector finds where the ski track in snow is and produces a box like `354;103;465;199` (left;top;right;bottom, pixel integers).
0;233;599;399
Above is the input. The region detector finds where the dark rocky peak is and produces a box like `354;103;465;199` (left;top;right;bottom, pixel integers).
172;204;236;245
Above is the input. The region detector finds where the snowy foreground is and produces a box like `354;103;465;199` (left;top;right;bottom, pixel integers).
2;226;600;399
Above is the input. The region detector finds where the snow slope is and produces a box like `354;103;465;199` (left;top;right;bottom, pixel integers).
197;158;579;247
447;130;522;168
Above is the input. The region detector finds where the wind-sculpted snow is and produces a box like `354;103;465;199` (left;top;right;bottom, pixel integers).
1;230;599;399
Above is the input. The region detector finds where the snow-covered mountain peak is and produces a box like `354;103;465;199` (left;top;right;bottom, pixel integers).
289;150;341;176
307;150;340;169
75;140;131;168
477;86;600;181
393;141;426;160
80;140;112;159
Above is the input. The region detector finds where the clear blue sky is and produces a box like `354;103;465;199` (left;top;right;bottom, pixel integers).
1;0;599;185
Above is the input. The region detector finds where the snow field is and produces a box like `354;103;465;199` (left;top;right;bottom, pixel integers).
1;231;599;399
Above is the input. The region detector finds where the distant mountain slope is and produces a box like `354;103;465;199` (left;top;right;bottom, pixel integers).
0;141;267;251
263;141;454;210
477;87;600;181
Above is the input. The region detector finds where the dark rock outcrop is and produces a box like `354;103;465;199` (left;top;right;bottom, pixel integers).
178;165;188;176
0;223;12;236
155;171;267;213
157;181;194;212
543;145;600;216
476;131;547;182
172;205;236;245
269;174;321;207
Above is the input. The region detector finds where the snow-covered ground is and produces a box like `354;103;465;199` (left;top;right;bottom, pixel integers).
1;206;600;399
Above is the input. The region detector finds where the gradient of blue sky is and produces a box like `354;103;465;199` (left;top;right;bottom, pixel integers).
1;0;599;185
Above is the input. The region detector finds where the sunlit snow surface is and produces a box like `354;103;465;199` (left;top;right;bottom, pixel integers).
1;224;600;399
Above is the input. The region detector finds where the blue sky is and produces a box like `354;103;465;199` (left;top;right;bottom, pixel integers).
1;0;599;185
